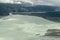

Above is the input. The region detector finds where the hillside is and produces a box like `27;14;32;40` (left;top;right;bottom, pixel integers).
0;3;58;16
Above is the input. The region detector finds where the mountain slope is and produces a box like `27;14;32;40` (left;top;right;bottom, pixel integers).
0;3;59;16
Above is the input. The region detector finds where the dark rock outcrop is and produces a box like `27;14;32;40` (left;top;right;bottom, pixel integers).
45;29;60;36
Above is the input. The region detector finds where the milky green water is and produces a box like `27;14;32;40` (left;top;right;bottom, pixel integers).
0;14;60;40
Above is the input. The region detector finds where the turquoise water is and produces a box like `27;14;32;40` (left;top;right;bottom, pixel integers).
0;14;60;40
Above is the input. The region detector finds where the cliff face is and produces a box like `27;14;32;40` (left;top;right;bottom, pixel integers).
45;29;60;36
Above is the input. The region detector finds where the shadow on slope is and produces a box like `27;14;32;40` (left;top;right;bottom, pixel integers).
31;12;60;23
12;11;60;23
